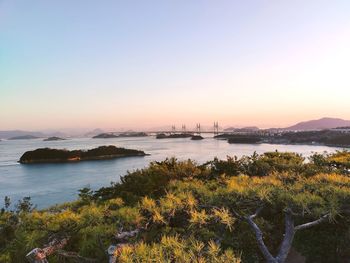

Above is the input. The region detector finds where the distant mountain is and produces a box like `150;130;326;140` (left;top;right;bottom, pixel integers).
41;131;67;138
84;128;105;137
285;118;350;131
223;127;235;132
0;130;45;139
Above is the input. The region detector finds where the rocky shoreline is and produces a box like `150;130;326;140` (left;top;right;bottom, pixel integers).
215;130;350;148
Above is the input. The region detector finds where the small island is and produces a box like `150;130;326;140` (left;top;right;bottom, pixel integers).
156;133;193;139
43;137;66;141
8;135;39;140
92;133;118;138
215;134;262;144
93;132;148;138
191;135;204;140
118;132;148;137
227;136;262;144
19;145;147;164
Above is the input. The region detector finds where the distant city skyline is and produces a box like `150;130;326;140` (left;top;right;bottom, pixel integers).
1;1;350;130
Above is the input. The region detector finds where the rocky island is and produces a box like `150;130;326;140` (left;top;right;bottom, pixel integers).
191;135;204;140
118;132;148;137
92;133;118;138
156;133;193;139
214;134;262;144
227;135;262;144
93;132;147;139
19;145;147;164
43;137;66;141
8;135;39;140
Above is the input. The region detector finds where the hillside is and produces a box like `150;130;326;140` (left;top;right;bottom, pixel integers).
8;135;39;140
285;117;350;131
0;130;45;139
0;130;67;139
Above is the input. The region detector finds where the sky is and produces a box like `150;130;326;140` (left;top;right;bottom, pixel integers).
1;0;350;131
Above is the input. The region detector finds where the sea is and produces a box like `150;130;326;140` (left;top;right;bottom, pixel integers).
0;136;343;208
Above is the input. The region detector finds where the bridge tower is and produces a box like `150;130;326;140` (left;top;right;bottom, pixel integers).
214;121;219;136
196;123;201;135
171;125;176;134
182;124;186;133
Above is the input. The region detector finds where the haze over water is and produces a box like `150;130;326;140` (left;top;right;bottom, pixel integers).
0;137;342;208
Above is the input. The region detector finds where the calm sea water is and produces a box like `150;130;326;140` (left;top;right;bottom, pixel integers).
0;136;342;208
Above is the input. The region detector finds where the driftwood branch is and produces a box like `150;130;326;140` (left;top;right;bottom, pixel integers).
26;237;69;263
108;228;142;263
115;229;140;241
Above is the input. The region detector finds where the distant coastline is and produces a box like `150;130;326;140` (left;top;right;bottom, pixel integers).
215;130;350;148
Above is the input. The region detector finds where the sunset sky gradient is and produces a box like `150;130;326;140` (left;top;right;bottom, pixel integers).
1;1;350;130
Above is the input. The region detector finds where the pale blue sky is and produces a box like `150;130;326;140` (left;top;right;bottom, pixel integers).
1;1;350;130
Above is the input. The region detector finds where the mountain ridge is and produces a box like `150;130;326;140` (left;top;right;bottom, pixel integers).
284;117;350;131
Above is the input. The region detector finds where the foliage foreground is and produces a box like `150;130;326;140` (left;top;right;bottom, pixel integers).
1;151;350;262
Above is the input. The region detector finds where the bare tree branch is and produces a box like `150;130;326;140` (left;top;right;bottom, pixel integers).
249;206;264;219
246;217;276;262
245;207;277;263
294;214;330;231
275;210;295;263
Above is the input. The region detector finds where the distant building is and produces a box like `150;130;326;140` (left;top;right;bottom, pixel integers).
332;127;350;133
